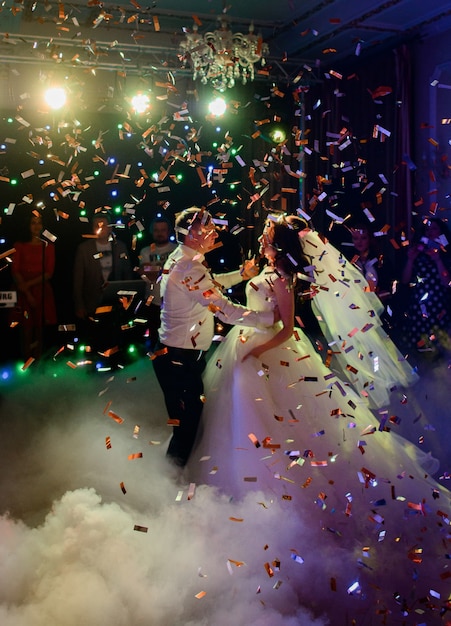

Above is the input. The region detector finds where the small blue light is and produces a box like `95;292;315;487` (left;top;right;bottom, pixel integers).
219;258;225;264
0;238;5;244
169;235;175;242
111;190;118;197
216;126;221;132
109;157;116;164
184;125;189;130
227;288;232;294
208;165;214;172
1;370;10;380
137;161;143;167
39;159;45;165
0;144;6;150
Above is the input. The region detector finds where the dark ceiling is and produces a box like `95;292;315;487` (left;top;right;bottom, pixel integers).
1;0;451;86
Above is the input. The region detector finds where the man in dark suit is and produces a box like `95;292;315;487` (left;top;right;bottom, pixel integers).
73;213;133;355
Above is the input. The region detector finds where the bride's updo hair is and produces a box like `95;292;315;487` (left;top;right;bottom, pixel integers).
270;214;308;277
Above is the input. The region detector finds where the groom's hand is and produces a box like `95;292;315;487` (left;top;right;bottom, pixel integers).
240;258;259;280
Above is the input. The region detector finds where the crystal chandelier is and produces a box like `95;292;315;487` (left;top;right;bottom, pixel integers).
180;20;269;91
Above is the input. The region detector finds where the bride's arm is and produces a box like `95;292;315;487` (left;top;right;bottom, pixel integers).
242;277;294;362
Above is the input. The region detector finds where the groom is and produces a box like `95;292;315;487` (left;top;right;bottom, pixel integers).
152;207;275;468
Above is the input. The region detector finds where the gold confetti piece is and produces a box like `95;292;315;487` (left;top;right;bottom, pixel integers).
105;436;112;450
95;305;113;314
120;482;126;494
195;591;206;599
21;357;35;371
133;425;140;438
407;547;423;563
108;410;124;424
262;437;281;450
229;517;244;522
128;453;143;460
187;483;196;500
0;247;16;260
248;433;261;448
133;525;148;533
264;562;274;577
228;559;245;567
167;418;180;426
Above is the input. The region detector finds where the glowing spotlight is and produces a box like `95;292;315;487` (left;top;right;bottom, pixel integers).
131;93;150;114
208;97;227;117
44;87;67;110
269;127;287;144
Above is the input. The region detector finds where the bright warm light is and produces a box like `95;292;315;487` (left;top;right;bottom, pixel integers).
270;128;287;143
208;97;227;117
131;93;150;114
44;87;67;110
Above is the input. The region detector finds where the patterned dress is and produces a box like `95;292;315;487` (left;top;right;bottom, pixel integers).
402;251;451;348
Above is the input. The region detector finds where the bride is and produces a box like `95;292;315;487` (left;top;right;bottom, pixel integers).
188;214;449;623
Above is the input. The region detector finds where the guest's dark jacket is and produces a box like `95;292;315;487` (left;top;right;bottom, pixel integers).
73;238;133;316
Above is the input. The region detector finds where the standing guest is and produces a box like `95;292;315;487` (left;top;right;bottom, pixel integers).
347;223;394;300
401;217;451;353
152;206;275;468
139;217;177;349
73;213;133;352
11;212;57;360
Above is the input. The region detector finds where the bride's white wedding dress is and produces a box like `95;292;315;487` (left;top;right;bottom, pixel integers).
188;267;449;624
300;229;419;408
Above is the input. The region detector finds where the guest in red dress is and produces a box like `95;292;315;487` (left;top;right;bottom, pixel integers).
11;212;57;360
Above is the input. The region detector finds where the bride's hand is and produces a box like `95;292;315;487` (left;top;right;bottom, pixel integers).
240;258;259;280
